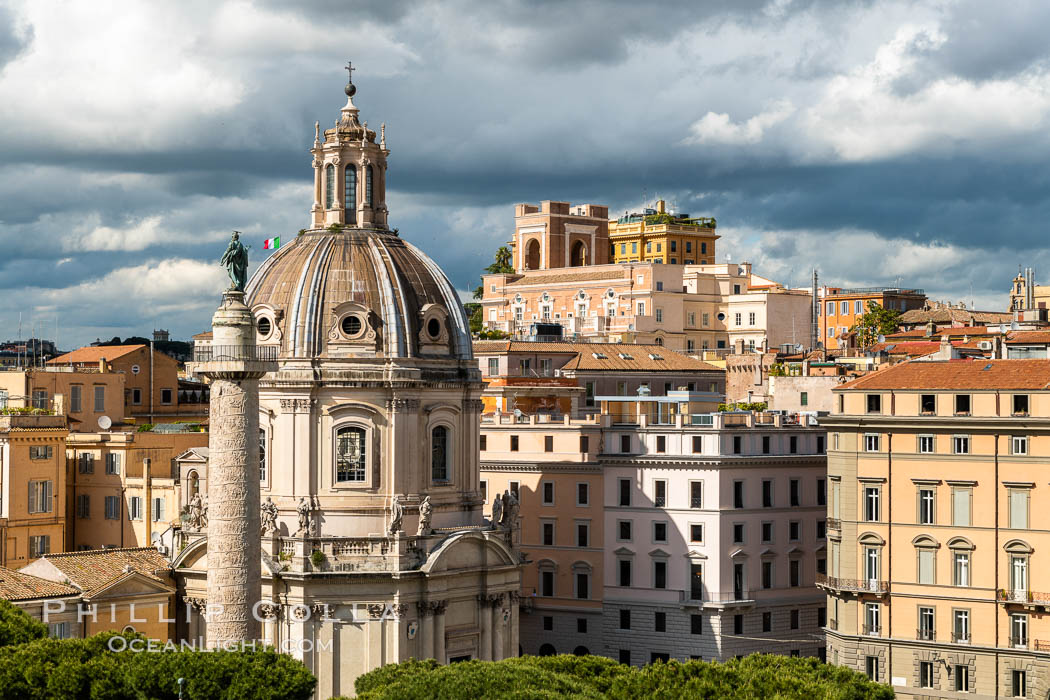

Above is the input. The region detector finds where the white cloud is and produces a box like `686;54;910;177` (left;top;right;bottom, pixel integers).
683;100;795;145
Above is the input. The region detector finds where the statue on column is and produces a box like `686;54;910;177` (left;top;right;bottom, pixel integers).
260;497;278;536
220;231;249;292
388;495;404;535
417;496;433;536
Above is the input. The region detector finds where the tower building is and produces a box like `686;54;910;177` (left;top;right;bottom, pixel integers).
175;68;520;698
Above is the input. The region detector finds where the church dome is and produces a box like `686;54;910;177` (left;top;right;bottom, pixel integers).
246;228;471;360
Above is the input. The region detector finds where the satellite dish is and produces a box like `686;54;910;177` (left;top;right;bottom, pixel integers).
97;415;112;430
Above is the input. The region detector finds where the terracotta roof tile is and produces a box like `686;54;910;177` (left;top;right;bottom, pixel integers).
1006;331;1050;344
192;331;213;340
838;359;1050;391
49;345;146;365
40;547;170;596
899;308;1013;324
0;566;79;601
867;341;941;357
472;341;722;372
495;269;626;285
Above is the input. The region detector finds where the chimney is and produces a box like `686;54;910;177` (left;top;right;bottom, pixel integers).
99;357;106;373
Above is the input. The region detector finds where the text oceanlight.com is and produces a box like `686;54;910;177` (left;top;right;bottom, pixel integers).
106;637;333;653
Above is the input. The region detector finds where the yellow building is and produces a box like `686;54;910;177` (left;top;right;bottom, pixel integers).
0;413;69;567
609;200;718;265
822;359;1050;698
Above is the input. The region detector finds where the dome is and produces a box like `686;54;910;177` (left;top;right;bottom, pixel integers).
245;228;472;360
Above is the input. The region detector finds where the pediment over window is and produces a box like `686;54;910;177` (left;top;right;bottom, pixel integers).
614;546;635;557
1004;539;1033;554
911;534;940;549
858;532;885;546
947;537;975;551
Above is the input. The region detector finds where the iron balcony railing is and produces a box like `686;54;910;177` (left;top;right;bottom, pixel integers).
827;517;842;530
997;590;1050;605
917;627;935;641
816;573;889;595
952;631;970;644
193;345;278;362
1033;640;1050;652
862;624;881;636
1010;635;1028;649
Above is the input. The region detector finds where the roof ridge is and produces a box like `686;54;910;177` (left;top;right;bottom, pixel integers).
44;546;163;558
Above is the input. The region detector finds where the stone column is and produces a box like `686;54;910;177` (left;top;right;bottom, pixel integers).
491;594;505;660
194;291;275;648
509;592;520;657
478;595;492;661
433;601;447;663
419;601;434;660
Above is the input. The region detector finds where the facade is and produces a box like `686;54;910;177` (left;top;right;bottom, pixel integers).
726;288;813;353
822;359;1050;698
480;415;605;656
0;414;69;567
819;287;927;350
511;200;610;272
173;73;520;698
0;368;125;430
66;428;208;551
48;344;207;423
609;200;717;266
19;547;175;641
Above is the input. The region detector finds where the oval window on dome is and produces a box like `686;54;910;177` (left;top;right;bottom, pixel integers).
341;315;363;337
257;317;272;338
427;317;441;339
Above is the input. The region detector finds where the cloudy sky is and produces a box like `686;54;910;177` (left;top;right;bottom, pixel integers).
1;0;1048;347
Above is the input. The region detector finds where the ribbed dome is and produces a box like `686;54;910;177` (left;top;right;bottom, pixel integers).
245;229;472;360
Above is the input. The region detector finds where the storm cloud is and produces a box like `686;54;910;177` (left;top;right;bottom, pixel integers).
1;0;1048;346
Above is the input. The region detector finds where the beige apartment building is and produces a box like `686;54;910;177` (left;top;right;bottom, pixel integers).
0;368;126;429
822;359;1050;699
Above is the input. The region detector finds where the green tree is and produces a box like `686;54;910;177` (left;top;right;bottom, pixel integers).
472;246;514;300
355;654;894;700
0;600;47;648
849;301;903;348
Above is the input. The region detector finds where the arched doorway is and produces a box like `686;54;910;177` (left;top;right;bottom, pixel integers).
538;643;556;656
571;240;587;266
525;239;541;270
573;646;589;656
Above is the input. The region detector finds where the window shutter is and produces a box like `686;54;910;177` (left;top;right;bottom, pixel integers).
953;489;970;526
1011;490;1028;529
919;550;934;584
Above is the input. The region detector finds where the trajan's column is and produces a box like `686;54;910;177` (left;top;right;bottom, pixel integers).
194;232;276;646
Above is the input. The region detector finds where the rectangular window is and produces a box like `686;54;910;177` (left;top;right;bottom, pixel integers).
790;559;800;587
733;480;744;508
702;312;709;327
954;609;970;643
656;435;666;453
919;661;934;689
542;481;554;504
691;614;703;635
577;482;589;506
818;607;827;627
732;523;744;544
953;487;972;526
1012;615;1028;649
690;524;704;543
865;656;878;681
1013;670;1027;697
955;666;969;692
918;488;935;524
129;496;143;521
762;480;773;507
619;559;632;587
954;551;970;586
654;611;666;632
920;394;935;414
540;571;554;597
918;549;936;584
953;435;970;454
151;497;165;522
510;435;519;451
733;615;743;635
131;388;141;405
817;479;826;506
827;301;835;316
31;389;47;409
654;561;667;589
734;312;742;326
762;562;773;589
865;487;881;522
749;312;756;326
576;522;589;547
865;434;880;452
78;453;94;473
579;435;589;453
160;388;173;405
70;385;82;412
866;394;881;414
1014;394;1030;415
761;522;773;543
654;480;667;507
790;609;800;629
840;301;848;315
817;435;825;453
816;520;826;539
865;602;881;635
762;436;771;454
480;480;487;502
76;494;90;518
29;535;50;558
479;435;486;451
91;385;105;412
619;520;632;541
543;436;554;453
690;481;703;509
637;302;646;316
105;496;120;520
618;479;631;506
618;649;630;664
854;300;864;314
762;612;772;632
789;436;798;454
655;308;663;323
28;480;53;514
653;522;667;543
800;391;808;407
1012;435;1028;455
789;520;800;541
487;357;499;375
620;434;631;453
577;618;586;634
790;479;800;506
541;522;554;546
955;394;971;415
691;563;704;600
918;606;935;640
918;435;935;453
584;381;596;408
733;435;742;454
1010;489;1029;529
29;445;53;460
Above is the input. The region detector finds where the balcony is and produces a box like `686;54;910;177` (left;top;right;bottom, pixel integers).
1010;636;1028;649
996;590;1050;607
680;590;756;608
951;632;970;644
916;628;935;641
816;573;889;595
862;624;882;636
827;517;841;530
1033;640;1050;652
192;345;278;362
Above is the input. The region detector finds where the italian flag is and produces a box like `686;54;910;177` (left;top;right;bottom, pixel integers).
263;236;280;250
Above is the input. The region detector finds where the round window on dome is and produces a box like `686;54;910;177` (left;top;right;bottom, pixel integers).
427;317;442;339
717;312;726;321
341;314;363;337
257;317;272;338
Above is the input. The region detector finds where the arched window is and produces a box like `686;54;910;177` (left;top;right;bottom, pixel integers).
325;164;335;209
259;429;267;481
188;471;199;496
344;165;357;223
573;645;589;656
366;165;374;207
431;426;449;482
336;426;366;482
525;239;541;270
538;643;556;656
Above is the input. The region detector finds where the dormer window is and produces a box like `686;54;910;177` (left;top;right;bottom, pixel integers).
649;353;664;360
618;353;633;360
592;352;608;359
